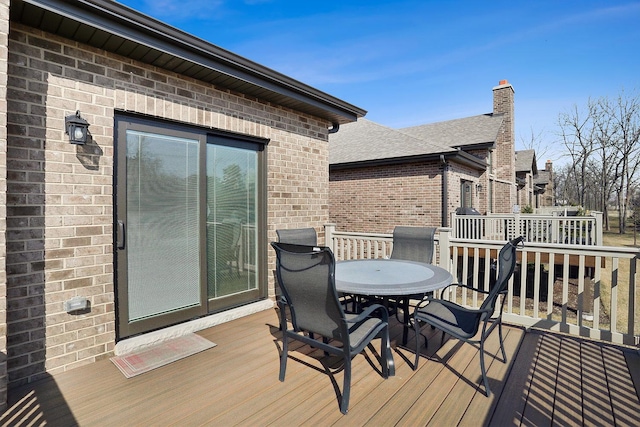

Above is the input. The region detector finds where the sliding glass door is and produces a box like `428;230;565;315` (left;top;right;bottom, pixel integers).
115;115;267;339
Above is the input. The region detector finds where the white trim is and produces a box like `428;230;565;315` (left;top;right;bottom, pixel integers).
114;299;274;355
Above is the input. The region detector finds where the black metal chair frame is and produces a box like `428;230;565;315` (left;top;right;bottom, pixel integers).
271;242;395;414
276;227;317;246
412;236;524;396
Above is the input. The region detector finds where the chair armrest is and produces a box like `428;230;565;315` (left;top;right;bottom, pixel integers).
415;298;493;318
414;282;460;308
345;303;389;324
450;283;492;295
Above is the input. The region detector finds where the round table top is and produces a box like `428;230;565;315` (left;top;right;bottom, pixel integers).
335;258;453;296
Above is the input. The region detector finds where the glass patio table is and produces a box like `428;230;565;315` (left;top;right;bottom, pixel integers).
335;259;454;345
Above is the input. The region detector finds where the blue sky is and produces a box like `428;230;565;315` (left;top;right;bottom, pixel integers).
117;0;640;165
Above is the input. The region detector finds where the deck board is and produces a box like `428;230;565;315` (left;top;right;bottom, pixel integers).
552;334;584;426
488;331;540;426
521;332;562;426
581;340;616;426
602;345;640;426
455;327;525;426
2;308;639;427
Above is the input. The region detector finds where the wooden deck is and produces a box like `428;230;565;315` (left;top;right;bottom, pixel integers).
2;308;639;426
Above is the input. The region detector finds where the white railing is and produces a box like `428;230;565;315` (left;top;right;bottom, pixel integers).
324;224;639;347
451;212;603;246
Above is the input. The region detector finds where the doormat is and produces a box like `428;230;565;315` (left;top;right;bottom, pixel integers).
111;333;216;378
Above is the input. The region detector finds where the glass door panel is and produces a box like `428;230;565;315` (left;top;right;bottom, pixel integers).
206;142;259;306
125;130;201;322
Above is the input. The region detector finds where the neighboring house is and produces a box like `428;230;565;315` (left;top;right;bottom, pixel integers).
535;160;555;208
515;151;556;211
329;80;517;233
0;0;365;407
515;149;538;210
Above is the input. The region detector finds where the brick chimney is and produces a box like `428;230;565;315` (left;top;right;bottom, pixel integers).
545;159;553;172
493;79;514;131
491;80;516;212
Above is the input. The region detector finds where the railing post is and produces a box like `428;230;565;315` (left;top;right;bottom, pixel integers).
450;213;457;238
324;223;336;251
629;256;637;340
438;227;452;270
593;211;603;246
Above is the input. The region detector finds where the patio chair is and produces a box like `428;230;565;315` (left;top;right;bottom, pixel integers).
412;236;524;396
390;226;436;264
271;242;394;414
276;227;317;245
388;226;437;340
274;227;319;330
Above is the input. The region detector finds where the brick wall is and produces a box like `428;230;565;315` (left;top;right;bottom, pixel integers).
5;23;330;387
329;162;443;233
447;161;484;214
0;0;9;412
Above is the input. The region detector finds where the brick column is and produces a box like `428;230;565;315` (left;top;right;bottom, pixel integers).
0;0;11;413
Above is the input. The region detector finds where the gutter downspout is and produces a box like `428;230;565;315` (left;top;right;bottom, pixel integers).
440;155;448;227
328;122;340;134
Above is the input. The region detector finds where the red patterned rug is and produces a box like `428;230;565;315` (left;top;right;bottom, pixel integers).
111;333;216;378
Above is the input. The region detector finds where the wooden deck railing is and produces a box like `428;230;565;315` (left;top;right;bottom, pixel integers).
451;211;603;246
324;224;639;347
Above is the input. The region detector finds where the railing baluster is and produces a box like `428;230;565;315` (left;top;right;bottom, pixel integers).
519;250;527;316
593;256;601;330
610;258;619;333
533;252;541;318
547;253;555;320
562;254;570;324
577;255;585;327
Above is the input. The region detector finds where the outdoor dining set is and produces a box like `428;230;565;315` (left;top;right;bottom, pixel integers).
272;226;523;414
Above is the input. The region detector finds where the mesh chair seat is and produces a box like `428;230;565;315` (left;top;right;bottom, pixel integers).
414;299;484;339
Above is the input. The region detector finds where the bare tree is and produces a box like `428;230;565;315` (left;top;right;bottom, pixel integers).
558;102;598;208
519;127;552;161
557;89;640;233
603;90;640;233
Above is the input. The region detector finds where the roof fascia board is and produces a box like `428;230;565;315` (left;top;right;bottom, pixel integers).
447;151;487;170
330;153;443;170
18;0;365;122
330;150;486;172
453;141;496;151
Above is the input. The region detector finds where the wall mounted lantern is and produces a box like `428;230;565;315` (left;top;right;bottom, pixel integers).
65;110;90;144
476;183;483;195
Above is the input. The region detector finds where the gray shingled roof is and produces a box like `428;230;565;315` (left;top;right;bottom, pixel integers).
400;114;504;148
515;149;538;173
330;114;503;165
329;118;456;164
535;170;550;185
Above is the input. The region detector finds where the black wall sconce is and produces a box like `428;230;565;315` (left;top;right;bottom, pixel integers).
65;110;90;144
476;183;483;195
